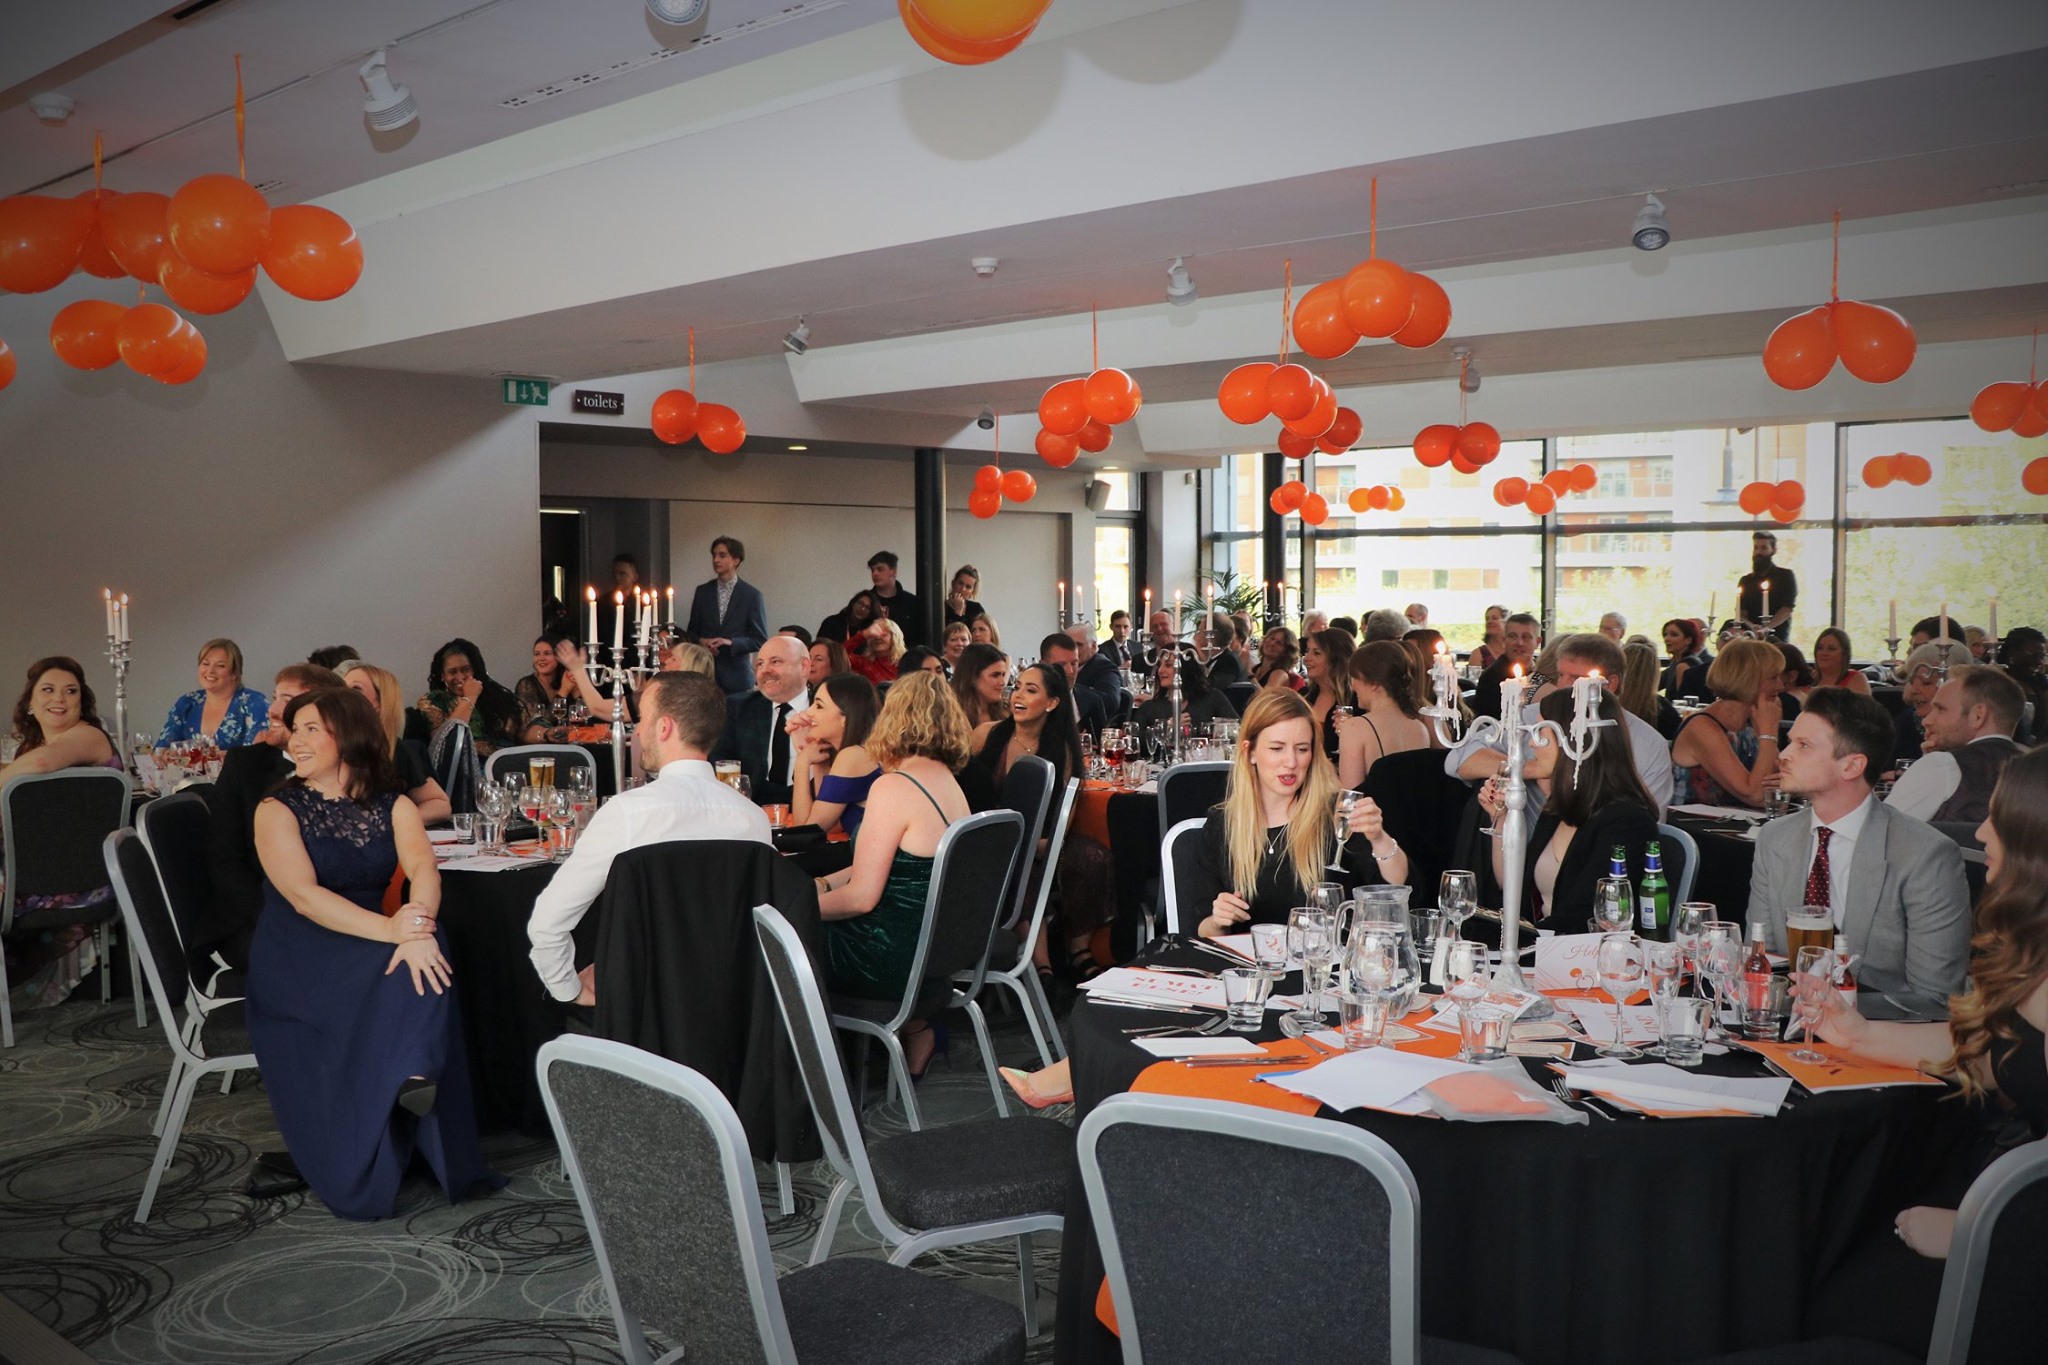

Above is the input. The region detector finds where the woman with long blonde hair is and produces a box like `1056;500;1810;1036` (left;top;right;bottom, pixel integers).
341;662;453;824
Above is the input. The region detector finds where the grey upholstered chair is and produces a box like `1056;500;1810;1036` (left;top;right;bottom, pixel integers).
538;1034;1023;1365
2;766;136;1047
135;789;249;1107
973;778;1079;1067
827;810;1023;1128
1156;817;1207;937
103;829;257;1224
755;906;1069;1336
1155;761;1228;844
994;755;1055;934
1078;1093;1524;1364
483;743;597;787
1654;821;1700;907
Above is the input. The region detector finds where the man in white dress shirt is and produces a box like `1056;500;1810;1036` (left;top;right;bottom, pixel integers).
1884;665;2026;825
1446;632;1674;816
528;671;771;1006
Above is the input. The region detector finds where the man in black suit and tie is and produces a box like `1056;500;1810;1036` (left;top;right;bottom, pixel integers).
203;662;341;971
710;635;810;806
686;535;770;697
1041;633;1109;736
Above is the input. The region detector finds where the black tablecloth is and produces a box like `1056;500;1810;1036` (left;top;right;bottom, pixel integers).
440;863;566;1135
1053;941;1951;1365
1667;810;1759;921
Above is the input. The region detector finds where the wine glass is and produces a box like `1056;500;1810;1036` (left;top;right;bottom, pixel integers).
541;788;575;860
1438;870;1477;941
1444;939;1491;1060
1790;946;1834;1063
1673;901;1711;981
518;784;544;838
474;783;511;853
1329;791;1363;871
1593;876;1634;936
1595;934;1645;1060
1697;922;1742;1044
1641;940;1683;1057
1282;908;1334;1037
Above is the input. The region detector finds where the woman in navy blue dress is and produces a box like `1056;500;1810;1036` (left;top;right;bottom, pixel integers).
248;688;498;1221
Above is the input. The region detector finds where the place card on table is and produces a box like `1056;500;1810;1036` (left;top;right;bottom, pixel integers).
1533;933;1606;991
438;852;552;873
1669;803;1765;821
1132;1037;1265;1058
1082;967;1227;1011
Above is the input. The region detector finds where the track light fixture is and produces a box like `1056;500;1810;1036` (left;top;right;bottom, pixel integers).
1165;256;1197;306
1455;346;1481;394
648;0;710;24
976;406;995;430
782;317;811;355
359;50;418;132
1631;194;1671;251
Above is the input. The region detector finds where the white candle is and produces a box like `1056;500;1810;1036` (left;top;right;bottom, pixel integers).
1708;592;1717;627
614;591;625;650
1760;580;1771;621
103;589;114;638
118;594;129;643
1888;598;1898;639
1432;644;1456;710
1174;588;1182;625
1074;583;1084;619
666;585;675;625
1989;596;1998;641
586;587;597;643
1499;665;1526;722
1939;602;1949;643
1059;580;1067;619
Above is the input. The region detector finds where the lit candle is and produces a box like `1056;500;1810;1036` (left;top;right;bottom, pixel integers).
1939;602;1949;643
666;585;675;625
1058;580;1067;619
614;590;625;650
1888;598;1898;640
118;594;129;644
1074;582;1084;619
1760;580;1770;622
1499;663;1526;721
1174;587;1182;624
586;586;598;643
1143;587;1152;613
103;588;114;638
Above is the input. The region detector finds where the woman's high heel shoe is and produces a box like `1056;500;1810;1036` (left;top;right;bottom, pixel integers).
905;1021;949;1084
999;1066;1072;1110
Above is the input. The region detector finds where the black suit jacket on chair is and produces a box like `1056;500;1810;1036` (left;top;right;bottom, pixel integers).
201;743;292;966
711;690;797;807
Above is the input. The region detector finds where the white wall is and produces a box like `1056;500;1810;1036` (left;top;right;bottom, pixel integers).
0;280;540;733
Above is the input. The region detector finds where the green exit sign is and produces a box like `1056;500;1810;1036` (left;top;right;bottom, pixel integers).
501;378;550;406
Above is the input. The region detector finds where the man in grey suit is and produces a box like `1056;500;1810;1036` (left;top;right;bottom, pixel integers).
685;535;769;697
1748;687;1972;1013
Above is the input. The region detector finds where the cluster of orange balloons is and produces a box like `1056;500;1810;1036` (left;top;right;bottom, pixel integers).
899;0;1050;65
1345;484;1406;515
1216;361;1353;446
1291;260;1451;360
1762;300;1916;391
1492;463;1596;516
2023;459;2048;496
1861;453;1931;489
1969;379;2048;438
1037;367;1140;467
969;463;1038;519
47;299;207;384
1267;479;1329;525
1412;421;1502;474
651;389;747;454
1738;479;1807;524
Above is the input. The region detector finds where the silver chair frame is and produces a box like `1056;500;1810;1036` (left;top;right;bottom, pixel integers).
1655;820;1701;908
1927;1134;2048;1365
136;789;247;1110
977;779;1079;1067
1157;817;1207;938
484;743;598;785
2;767;137;1048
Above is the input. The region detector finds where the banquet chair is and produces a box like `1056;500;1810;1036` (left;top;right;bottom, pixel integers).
755;906;1069;1336
102;829;257;1224
1078;1093;1523;1365
1361;749;1483;905
973;779;1078;1067
1155;762;1228;844
538;1035;1025;1365
1157;818;1207;937
1654;821;1700;907
136;790;248;1112
2;767;136;1048
1224;680;1259;715
995;755;1055;934
484;743;596;787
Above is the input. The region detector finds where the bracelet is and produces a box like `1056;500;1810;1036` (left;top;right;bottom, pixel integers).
1372;845;1400;863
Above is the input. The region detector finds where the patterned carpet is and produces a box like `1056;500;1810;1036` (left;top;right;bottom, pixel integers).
0;991;1073;1363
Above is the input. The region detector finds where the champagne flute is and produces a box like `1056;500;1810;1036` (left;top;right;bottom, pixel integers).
1673;901;1711;981
1790;946;1833;1063
1698;923;1742;1044
1329;791;1363;871
1438;870;1477;942
1282;908;1334;1037
1595;934;1645;1059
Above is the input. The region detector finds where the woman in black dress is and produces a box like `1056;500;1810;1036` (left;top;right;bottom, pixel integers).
1300;628;1355;765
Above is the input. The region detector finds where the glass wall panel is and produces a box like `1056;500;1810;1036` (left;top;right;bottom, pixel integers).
1093;524;1133;629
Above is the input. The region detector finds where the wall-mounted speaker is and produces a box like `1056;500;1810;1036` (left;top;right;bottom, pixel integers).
1083;479;1112;512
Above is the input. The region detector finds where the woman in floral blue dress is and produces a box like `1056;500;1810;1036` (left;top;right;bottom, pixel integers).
155;637;268;750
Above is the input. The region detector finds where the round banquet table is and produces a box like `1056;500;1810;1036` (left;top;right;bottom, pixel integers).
439;861;567;1136
1052;940;1959;1365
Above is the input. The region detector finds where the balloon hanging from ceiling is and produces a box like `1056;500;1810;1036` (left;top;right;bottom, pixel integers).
650;330;747;452
1761;211;1915;391
899;0;1051;65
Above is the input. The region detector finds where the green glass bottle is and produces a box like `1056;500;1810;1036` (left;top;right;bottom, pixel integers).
1638;841;1671;941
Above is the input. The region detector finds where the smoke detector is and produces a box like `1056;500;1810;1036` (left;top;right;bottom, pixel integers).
30;93;76;125
970;256;1000;278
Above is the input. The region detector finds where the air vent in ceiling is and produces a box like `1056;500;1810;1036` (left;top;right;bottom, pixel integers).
499;1;844;109
251;178;289;196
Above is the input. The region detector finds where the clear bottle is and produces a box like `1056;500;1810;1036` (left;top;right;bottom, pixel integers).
1742;921;1774;1016
1638;841;1671;941
1833;933;1858;1008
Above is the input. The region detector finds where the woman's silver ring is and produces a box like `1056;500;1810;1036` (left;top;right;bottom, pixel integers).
413;915;424;926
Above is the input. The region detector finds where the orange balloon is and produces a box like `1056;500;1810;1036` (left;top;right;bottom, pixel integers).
73;190;126;279
152;327;208;385
1001;468;1038;502
1568;462;1598;492
1449;450;1481;476
99;191;172;282
1316;406;1363;454
908;0;1047;44
0;195;93;294
1385;487;1406;511
1292;280;1358;360
969;487;1002;518
1346;488;1372;513
697;402;746;453
1894;455;1933;486
1493;477;1528;507
2014;394;2048;439
0;339;14;390
159;255;255;314
1971;381;2031;433
2022;457;2048;496
1219;362;1276;424
260;205;364;301
900;2;1033;64
116;303;191;377
1773;479;1807;511
1457;422;1501;464
651;390;698;444
1339;258;1413;338
1390;272;1451;349
1039;377;1089;436
1075;419;1112;453
1542;469;1574;495
974;464;1003;493
1413;424;1458;468
1523;485;1556;515
1861;455;1895;489
167;174;271;275
1737;481;1775;516
49;300;128;370
1036;428;1080;466
1283;384;1339;439
1365;485;1390;511
1762;306;1836;390
1831;300;1916;385
1265;363;1317;422
1299;493;1329;526
1084;366;1141;425
1770;505;1798;524
1275;480;1308;513
1277;428;1317;460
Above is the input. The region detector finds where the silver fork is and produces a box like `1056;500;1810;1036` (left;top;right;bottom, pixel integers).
1552;1076;1612;1120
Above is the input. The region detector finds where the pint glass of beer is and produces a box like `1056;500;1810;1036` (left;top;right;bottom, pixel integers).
529;756;556;789
1785;908;1833;964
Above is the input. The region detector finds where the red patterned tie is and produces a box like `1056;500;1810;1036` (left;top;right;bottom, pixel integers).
1803;826;1833;911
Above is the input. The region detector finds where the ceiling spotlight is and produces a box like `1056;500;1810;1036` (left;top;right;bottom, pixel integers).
1165;256;1197;306
782;317;810;355
359;50;418;132
1454;346;1480;394
1631;194;1670;251
976;406;995;430
29;93;75;126
647;0;710;24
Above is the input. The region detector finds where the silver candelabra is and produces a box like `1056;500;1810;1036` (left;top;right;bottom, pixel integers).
105;632;133;779
1422;655;1613;1021
587;638;656;795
